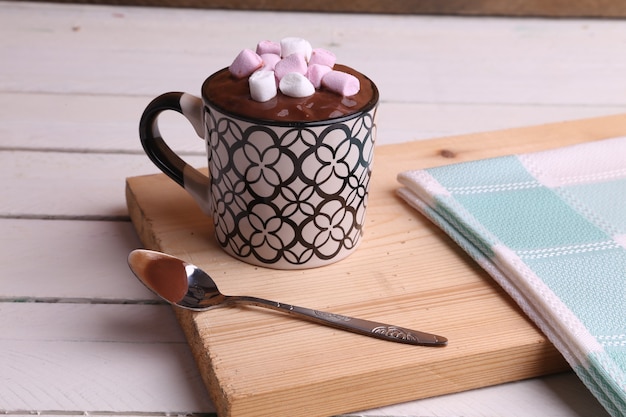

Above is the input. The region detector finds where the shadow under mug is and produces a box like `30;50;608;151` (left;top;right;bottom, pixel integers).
139;70;379;269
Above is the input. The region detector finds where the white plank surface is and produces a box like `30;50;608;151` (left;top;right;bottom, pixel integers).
3;3;626;105
1;303;215;413
2;92;625;152
0;0;622;416
0;151;206;217
0;92;203;152
0;218;151;299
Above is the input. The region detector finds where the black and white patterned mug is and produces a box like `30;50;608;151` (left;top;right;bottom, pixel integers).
139;68;378;269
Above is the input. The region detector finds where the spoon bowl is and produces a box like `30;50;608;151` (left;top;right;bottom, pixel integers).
128;249;447;347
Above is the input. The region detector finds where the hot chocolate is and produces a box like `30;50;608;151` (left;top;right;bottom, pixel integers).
203;65;376;123
138;36;379;268
202;38;377;123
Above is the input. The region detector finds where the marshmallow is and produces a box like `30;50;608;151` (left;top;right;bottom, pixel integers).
308;48;336;68
274;53;308;81
280;37;312;61
260;53;281;71
306;64;332;89
256;40;281;56
279;72;315;98
231;38;363;102
229;49;263;78
322;70;360;96
249;70;278;102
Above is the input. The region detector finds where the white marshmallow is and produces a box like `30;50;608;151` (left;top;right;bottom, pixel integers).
280;37;312;61
279;72;315;98
306;64;332;89
249;70;278;102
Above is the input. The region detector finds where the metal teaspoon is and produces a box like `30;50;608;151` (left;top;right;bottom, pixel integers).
127;249;448;347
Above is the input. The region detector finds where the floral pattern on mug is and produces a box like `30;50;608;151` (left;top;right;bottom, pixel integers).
204;97;376;268
303;199;357;259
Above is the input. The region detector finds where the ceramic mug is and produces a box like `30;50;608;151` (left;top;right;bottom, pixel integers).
139;69;378;269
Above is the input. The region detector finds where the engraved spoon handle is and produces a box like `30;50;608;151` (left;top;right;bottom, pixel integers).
228;295;447;347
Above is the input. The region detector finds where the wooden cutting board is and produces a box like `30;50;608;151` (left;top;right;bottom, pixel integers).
126;113;626;417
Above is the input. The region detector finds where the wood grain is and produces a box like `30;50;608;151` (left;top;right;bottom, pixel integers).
126;113;626;417
42;0;626;17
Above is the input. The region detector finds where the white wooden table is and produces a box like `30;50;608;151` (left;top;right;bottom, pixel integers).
1;2;623;416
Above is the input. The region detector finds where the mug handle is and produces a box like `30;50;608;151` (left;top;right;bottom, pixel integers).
139;92;212;214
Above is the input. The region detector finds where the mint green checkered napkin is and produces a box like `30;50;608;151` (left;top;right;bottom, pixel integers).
398;136;626;417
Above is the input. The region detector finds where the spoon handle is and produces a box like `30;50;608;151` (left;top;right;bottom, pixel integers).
230;296;447;347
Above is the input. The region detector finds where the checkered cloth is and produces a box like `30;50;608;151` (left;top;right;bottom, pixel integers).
397;136;626;417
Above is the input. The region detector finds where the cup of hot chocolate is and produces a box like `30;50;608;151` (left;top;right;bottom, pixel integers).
139;38;378;269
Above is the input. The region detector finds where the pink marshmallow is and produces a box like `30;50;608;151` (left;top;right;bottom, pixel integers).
274;53;308;81
306;64;332;89
256;40;281;55
229;49;263;78
308;48;336;68
260;53;281;71
321;70;360;96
